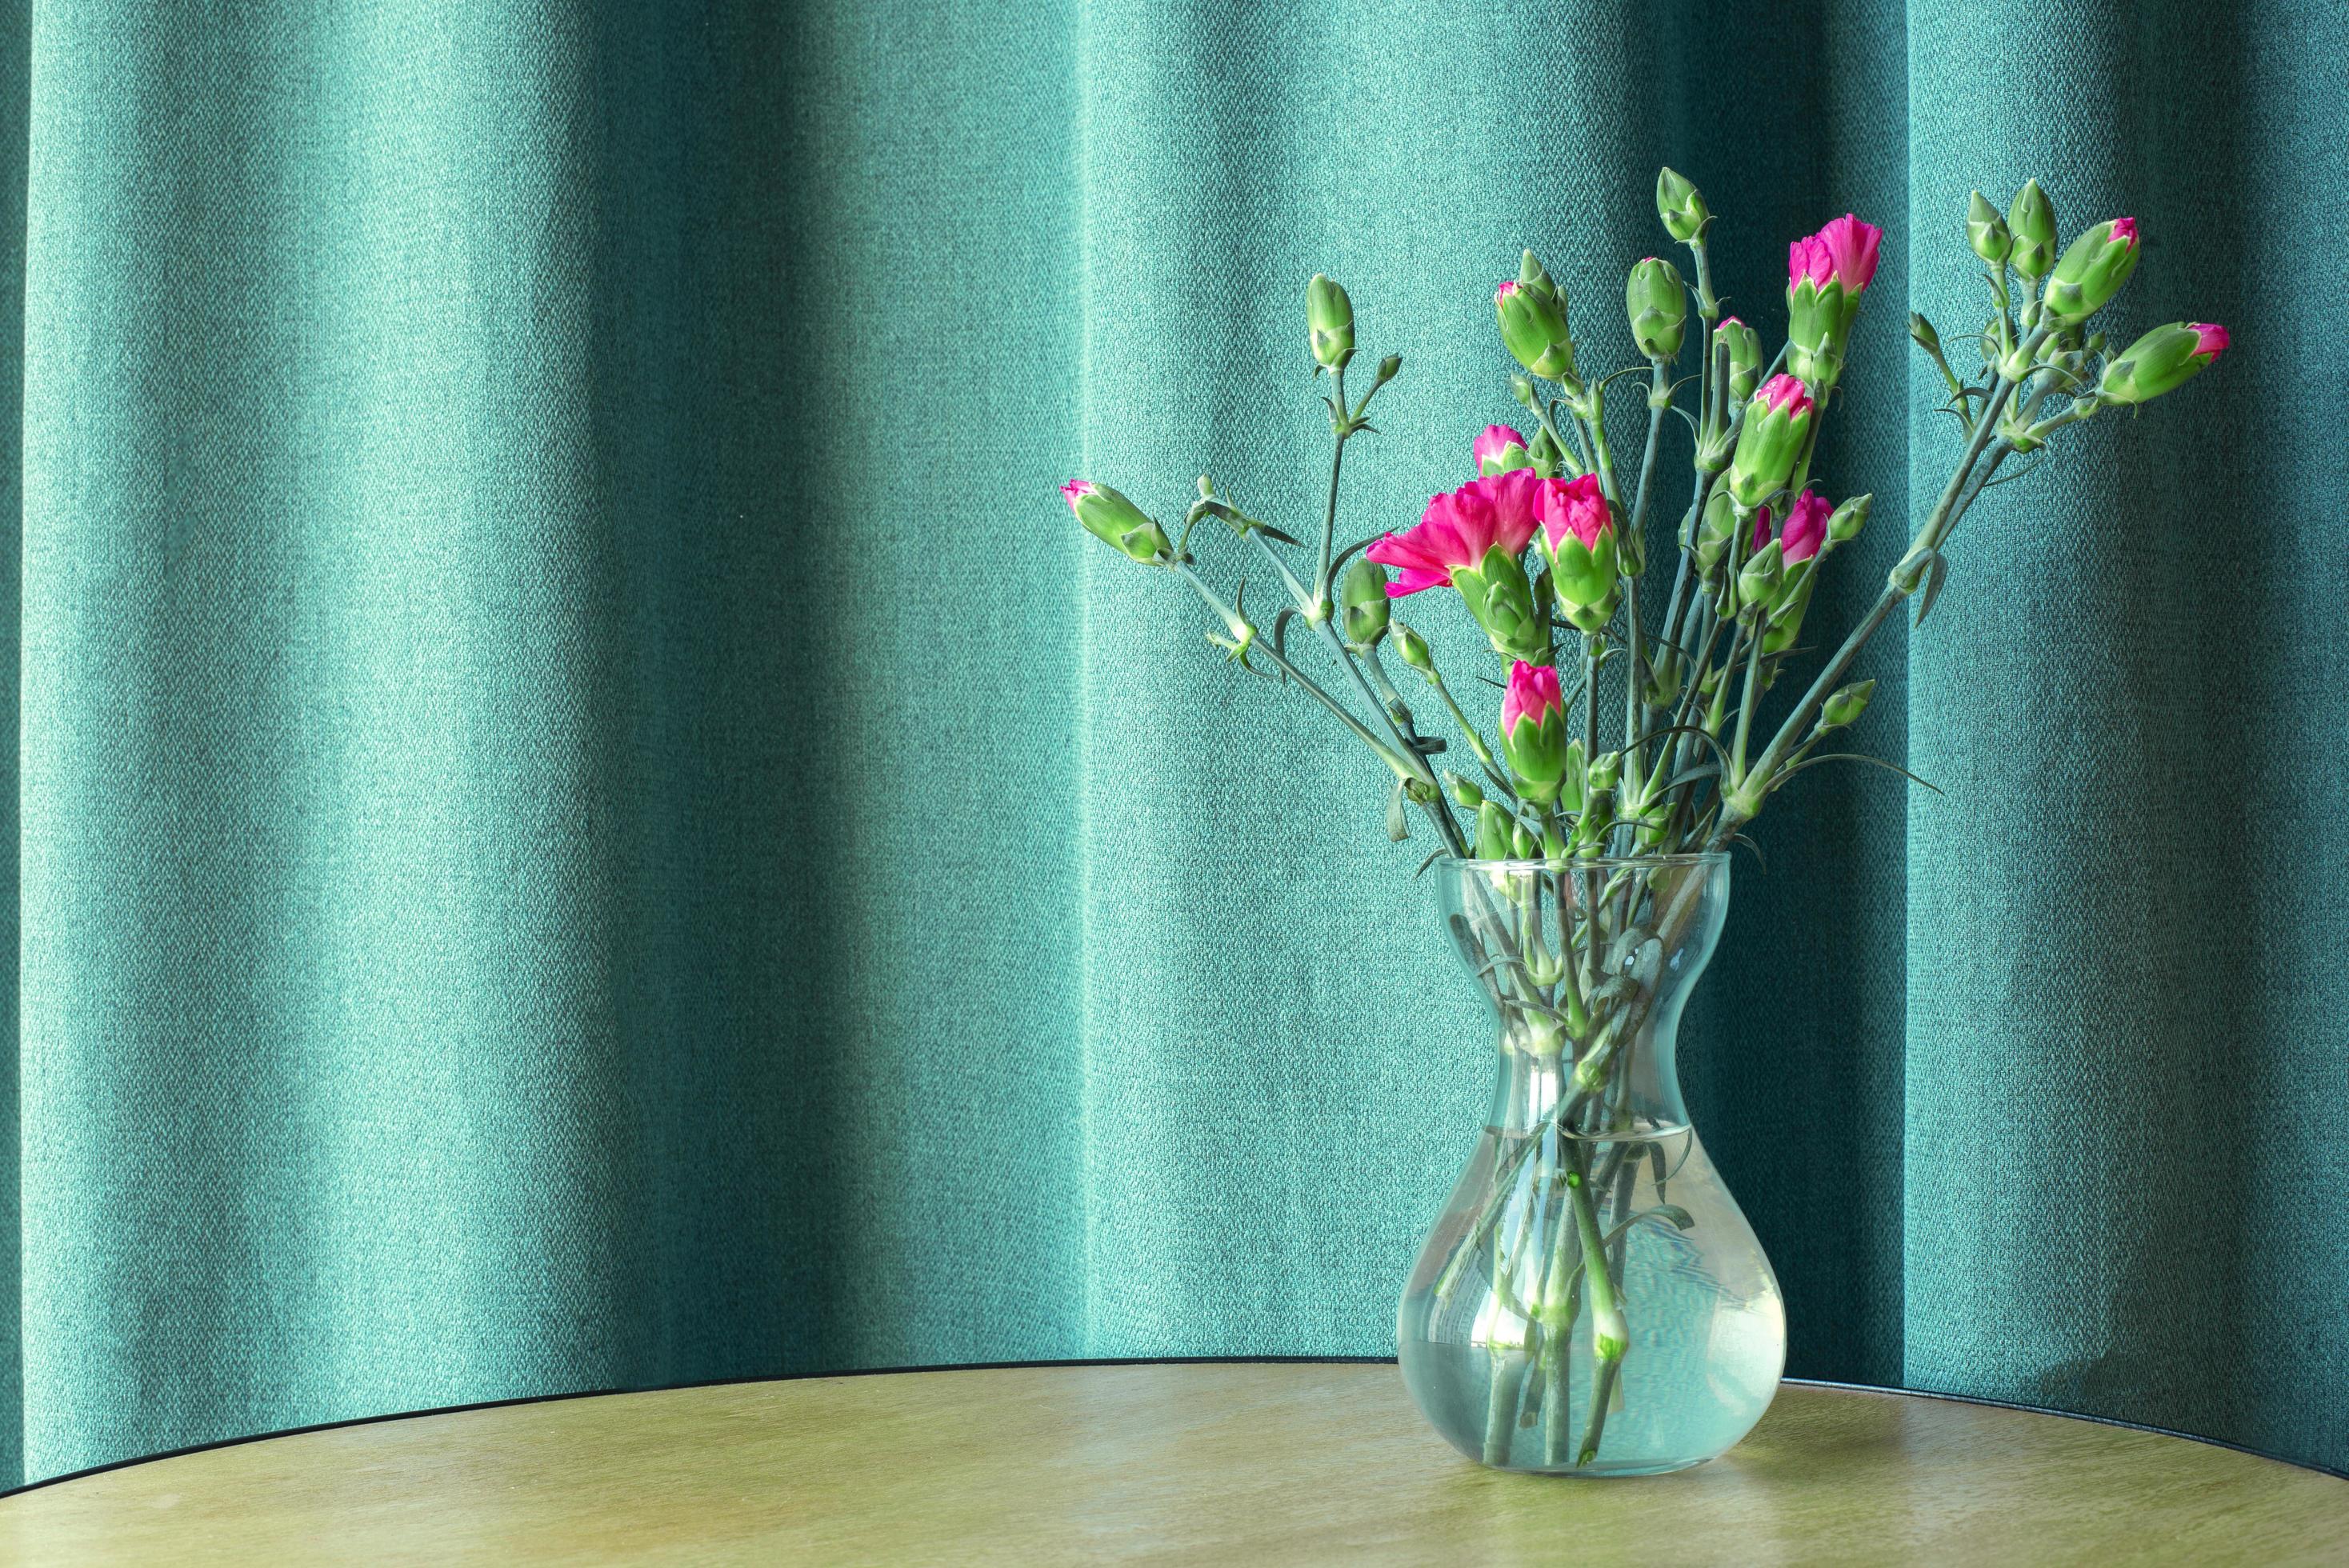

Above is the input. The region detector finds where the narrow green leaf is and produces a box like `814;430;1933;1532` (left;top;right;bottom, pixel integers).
1914;553;1951;626
1782;751;1944;795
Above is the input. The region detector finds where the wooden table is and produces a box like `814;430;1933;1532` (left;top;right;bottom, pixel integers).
2;1362;2341;1564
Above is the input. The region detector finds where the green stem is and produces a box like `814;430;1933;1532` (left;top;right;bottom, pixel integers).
1419;662;1504;780
1174;565;1415;781
1713;333;2047;838
1688;236;1721;324
1315;364;1347;610
1730;614;1765;782
1566;1160;1627;1466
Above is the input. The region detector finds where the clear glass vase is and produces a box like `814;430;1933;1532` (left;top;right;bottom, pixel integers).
1397;854;1783;1475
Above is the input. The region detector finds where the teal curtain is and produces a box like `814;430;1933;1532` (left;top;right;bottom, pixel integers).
4;0;2343;1487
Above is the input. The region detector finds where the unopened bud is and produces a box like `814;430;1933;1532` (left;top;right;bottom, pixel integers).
1626;256;1687;359
1826;492;1871;543
1656;166;1711;243
1475;801;1514;861
2007;180;2056;278
1446;770;1484;810
2099;322;2227;406
1307;274;1355;370
1910;312;1942;355
1736;538;1785;612
1338;558;1390;648
2043;218;2140;324
1062;480;1170;564
1497;254;1578;383
1376;353;1402;383
1716;317;1762;403
1967;190;2011;265
1819;678;1876;730
1587;750;1621;793
1391;620;1433;672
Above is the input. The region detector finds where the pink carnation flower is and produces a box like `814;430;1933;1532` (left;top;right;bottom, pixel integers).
1789;214;1882;293
1367;469;1542;596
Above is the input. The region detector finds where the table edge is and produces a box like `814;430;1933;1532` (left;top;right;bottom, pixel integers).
4;1356;2340;1502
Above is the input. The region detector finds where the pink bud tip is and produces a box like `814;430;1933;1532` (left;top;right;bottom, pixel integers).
1496;280;1521;302
1502;660;1565;734
1536;473;1610;554
1060;480;1095;513
1758;373;1814;416
1780;490;1831;563
2111;217;2139;246
2189;322;2229;358
1718;315;1743;328
1473;424;1529;470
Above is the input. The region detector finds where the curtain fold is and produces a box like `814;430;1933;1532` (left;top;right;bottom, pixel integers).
4;0;2342;1488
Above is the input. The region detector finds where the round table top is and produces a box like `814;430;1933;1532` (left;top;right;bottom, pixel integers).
1;1362;2340;1564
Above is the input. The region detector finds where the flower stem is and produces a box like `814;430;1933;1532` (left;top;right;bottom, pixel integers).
1565;1158;1627;1466
1713;330;2047;838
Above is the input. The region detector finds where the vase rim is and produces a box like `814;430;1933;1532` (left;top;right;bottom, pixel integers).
1440;851;1730;870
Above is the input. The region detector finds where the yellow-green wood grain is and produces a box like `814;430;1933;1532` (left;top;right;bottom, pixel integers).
0;1364;2340;1565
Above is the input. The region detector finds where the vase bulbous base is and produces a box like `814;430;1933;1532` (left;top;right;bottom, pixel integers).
1397;1122;1783;1475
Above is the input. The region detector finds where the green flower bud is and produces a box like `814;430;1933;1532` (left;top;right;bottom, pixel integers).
1475;800;1514;861
1307;274;1355;370
1967;190;2011;265
1445;770;1484;810
1338;558;1390;649
1626;256;1688;360
1511;822;1538;860
1713;321;1759;406
1910;312;1942;356
1587;750;1621;793
1727;376;1816;510
1695;486;1740;573
1451;544;1547;662
1557;739;1587;814
1062;481;1170;563
2042;218;2140;324
1787;275;1847;391
1376;352;1402;384
1826;492;1871;544
1655;166;1711;243
1497;255;1579;384
1391;620;1433;672
1819;678;1876;730
1736;538;1785;613
1760;568;1814;655
2007;180;2056;278
2098;321;2227;406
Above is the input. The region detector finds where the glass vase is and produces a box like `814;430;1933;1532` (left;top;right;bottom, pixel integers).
1396;854;1783;1475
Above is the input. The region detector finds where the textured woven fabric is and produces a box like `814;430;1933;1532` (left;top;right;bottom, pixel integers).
3;0;2343;1486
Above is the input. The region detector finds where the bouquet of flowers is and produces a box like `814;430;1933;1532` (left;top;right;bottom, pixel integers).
1061;170;2225;1474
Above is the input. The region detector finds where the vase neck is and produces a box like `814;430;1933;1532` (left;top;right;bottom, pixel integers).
1484;1018;1687;1137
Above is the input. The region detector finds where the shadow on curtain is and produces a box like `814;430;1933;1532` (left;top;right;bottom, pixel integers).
2;0;2341;1486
